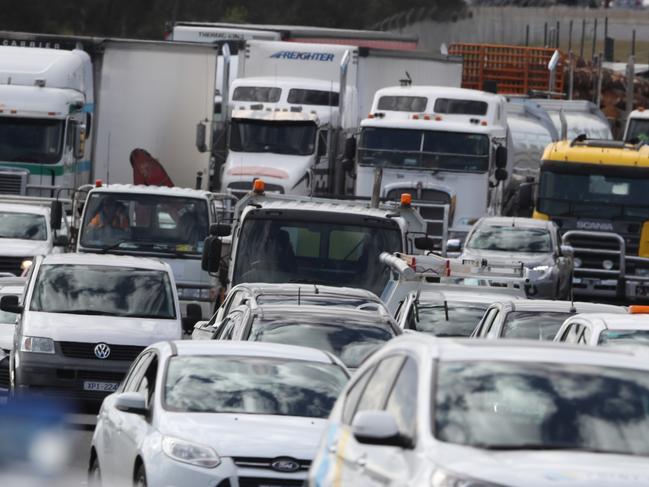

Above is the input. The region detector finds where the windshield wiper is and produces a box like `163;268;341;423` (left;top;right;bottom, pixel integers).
473;443;635;455
46;309;112;316
96;240;190;257
121;313;172;319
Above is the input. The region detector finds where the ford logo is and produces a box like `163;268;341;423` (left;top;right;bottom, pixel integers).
94;343;111;360
270;457;300;473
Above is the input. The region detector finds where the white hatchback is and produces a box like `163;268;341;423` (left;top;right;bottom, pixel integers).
309;335;649;486
90;341;349;487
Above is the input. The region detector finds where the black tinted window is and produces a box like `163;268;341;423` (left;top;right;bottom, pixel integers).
434;98;488;115
377;96;427;112
502;311;571;340
287;89;338;107
232;86;281;103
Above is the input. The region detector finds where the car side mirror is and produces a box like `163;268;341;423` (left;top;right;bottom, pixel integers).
196;121;208;153
351;410;412;449
209;223;231;237
446;238;462;253
560;244;574;257
114;392;148;415
50;201;63;231
495;145;507;169
414;237;436;251
0;295;23;314
201;236;222;272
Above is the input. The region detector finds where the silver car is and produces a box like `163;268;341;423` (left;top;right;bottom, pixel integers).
460;216;573;299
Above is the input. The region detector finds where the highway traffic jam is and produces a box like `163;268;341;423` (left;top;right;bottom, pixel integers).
3;20;649;487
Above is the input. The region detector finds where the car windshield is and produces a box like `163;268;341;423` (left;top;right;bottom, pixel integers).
625;119;649;143
406;302;488;337
0;117;64;164
256;294;381;309
231;215;402;295
164;356;347;417
435;361;649;456
599;330;649;347
0;212;47;241
79;193;209;255
30;264;176;318
249;320;394;369
538;165;649;220
358;127;489;172
502;311;571;340
467;225;552;253
230;119;317;156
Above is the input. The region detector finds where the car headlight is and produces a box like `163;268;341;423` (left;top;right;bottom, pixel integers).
431;468;503;487
20;336;55;354
161;436;220;468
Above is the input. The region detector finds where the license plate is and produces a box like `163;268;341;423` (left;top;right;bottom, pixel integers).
83;381;119;392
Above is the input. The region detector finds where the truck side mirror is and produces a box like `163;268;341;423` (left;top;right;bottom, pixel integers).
196;121;208;153
50;201;62;231
209;223;231;237
414;237;436;251
317;131;328;157
0;295;23;314
73;123;86;159
343;136;356;161
201;236;222;273
495;146;507;169
495;168;508;181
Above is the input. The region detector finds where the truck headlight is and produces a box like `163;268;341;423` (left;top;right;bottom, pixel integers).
21;259;33;272
431;468;503;487
530;265;552;279
162;436;220;468
20;336;55;354
176;287;215;302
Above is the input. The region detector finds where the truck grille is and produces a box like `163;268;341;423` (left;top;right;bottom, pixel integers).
0;170;27;195
0;256;23;276
59;342;145;362
55;369;126;382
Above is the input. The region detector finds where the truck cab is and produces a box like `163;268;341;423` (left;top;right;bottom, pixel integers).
75;184;229;328
221;77;347;197
624;108;649;143
0;47;92;196
356;86;509;241
534;137;649;301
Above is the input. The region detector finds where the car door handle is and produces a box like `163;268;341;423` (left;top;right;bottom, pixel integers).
356;455;367;469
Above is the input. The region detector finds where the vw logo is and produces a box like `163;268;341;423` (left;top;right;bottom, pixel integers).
270;457;300;473
94;343;111;360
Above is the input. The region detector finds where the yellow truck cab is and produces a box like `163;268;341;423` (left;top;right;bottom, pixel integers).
534;136;649;301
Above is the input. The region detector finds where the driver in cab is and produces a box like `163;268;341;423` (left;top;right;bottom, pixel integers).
88;195;130;242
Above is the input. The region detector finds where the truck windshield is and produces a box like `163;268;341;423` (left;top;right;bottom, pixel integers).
358;127;489;172
0;117;64;164
0;212;47;241
79;193;209;255
538;164;649;220
230;119;317;156
30;264;176;319
232;214;402;295
625;118;649;143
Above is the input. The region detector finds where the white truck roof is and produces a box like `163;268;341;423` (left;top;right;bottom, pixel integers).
0;84;84;118
41;252;170;272
360;116;494;134
0;47;91;93
0;202;50;216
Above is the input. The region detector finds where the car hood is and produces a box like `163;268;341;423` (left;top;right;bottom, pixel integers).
159;412;327;459
0;238;50;257
22;311;181;345
435;444;649;486
462;248;555;268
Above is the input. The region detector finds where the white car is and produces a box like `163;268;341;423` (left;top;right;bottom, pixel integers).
89;341;349;487
309;335;649;486
0;253;182;405
554;309;649;347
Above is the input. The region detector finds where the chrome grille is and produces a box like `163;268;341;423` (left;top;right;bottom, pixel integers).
59;342;145;362
0;256;23;276
233;457;311;471
0;170;27;195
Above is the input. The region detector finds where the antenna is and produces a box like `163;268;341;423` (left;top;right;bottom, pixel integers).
399;71;412;87
297;286;301;306
444;300;449;321
314;283;319;295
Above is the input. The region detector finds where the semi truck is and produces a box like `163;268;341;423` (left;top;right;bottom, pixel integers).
355;85;509;241
219;40;462;198
0;32;219;195
533;137;649;301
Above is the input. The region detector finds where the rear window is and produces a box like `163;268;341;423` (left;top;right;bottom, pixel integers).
233;86;281;103
434;98;488;116
502;311;571;340
287;89;338;107
377;96;427;112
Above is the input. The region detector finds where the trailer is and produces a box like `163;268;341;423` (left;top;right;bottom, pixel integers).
535;99;612;141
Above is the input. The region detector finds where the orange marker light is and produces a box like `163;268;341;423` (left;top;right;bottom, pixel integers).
434;115;443;121
400;193;412;207
95;179;103;187
253;179;265;194
630;305;649;314
412;114;420;120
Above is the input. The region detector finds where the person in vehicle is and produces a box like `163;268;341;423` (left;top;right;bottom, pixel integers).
89;195;129;231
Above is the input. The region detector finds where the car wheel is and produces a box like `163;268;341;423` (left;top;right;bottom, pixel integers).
88;455;101;487
134;464;147;487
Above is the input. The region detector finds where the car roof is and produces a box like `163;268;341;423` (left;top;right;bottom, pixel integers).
387;334;649;370
232;282;381;301
572;313;649;331
40;252;170;271
0;203;49;216
508;300;625;314
159;340;339;365
476;216;552;230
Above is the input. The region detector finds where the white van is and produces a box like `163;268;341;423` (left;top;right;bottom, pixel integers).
0;253;181;404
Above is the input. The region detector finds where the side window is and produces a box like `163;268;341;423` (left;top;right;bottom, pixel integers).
354;355;405;417
136;355;158;408
385;357;418;440
562;323;583;344
341;365;376;425
122;352;151;392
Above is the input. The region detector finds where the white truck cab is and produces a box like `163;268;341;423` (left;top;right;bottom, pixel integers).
624;108;649;143
0;46;92;196
357;85;509;240
74;184;231;329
